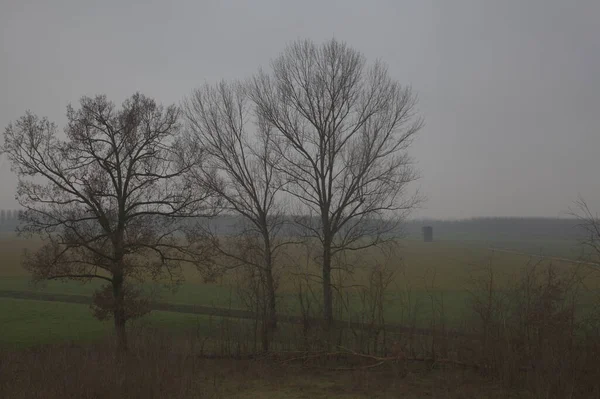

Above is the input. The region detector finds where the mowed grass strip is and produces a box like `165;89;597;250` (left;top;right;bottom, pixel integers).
0;276;243;309
0;298;228;348
0;298;111;347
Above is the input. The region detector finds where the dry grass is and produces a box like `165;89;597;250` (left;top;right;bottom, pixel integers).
3;234;598;291
0;328;528;399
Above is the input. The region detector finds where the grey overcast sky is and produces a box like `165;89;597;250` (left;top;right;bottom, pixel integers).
1;0;598;219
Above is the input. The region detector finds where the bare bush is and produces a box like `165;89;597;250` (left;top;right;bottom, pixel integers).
572;197;600;268
352;260;395;355
467;257;600;398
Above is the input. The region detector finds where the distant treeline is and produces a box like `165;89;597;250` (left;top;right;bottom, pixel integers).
0;209;22;230
0;211;585;242
194;215;587;241
404;217;584;241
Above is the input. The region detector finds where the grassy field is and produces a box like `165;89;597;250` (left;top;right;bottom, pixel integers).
0;297;241;348
1;233;599;347
0;298;111;347
3;235;593;290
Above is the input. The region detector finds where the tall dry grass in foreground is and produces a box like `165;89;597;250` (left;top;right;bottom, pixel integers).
0;325;283;399
0;326;526;399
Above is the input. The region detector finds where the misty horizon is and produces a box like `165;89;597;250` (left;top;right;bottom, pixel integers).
1;0;599;219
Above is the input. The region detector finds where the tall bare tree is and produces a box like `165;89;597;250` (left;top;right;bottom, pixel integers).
183;81;288;351
1;93;215;352
250;38;423;326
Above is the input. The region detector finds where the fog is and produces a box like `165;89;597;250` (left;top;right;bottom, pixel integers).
1;0;599;219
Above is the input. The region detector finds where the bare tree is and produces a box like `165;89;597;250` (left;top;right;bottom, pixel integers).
572;197;600;267
249;38;423;327
183;81;288;351
1;93;215;352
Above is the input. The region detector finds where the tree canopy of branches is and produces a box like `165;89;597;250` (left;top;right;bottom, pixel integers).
250;38;423;326
1;93;215;352
184;81;288;351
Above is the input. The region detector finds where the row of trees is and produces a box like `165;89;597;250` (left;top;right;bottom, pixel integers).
1;38;423;352
0;209;22;223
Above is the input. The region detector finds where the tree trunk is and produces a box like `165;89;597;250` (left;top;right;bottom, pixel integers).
261;231;277;352
265;266;277;331
260;267;277;353
322;240;333;328
261;317;270;352
112;274;127;353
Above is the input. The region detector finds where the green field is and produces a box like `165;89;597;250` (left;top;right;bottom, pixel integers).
0;297;243;348
1;233;598;347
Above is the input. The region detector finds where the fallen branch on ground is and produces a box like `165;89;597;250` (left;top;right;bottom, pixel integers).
265;346;485;371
